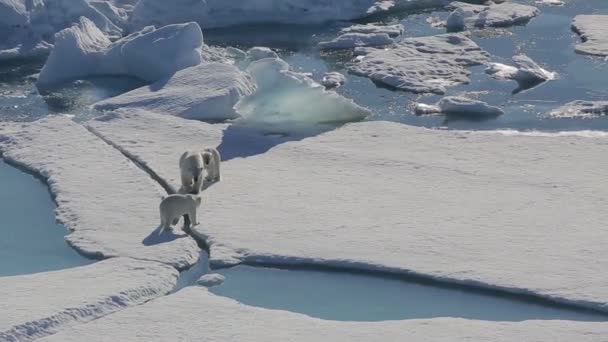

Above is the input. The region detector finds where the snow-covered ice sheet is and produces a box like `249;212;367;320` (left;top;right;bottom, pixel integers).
448;1;539;28
94;62;256;121
38;287;608;342
349;33;489;94
318;33;393;50
0;116;199;268
339;23;404;37
79;117;608;310
86;110;227;194
0;257;177;342
37;19;204;90
550;100;608;118
572;15;608;56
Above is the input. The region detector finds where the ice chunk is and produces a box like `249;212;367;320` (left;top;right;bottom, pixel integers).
0;0;28;26
448;1;539;28
339;23;404;37
536;0;564;5
416;96;504;118
349;33;489;94
321;72;346;89
486;54;556;93
0;258;177;341
196;273;225;287
318;32;394;50
246;46;279;61
94;62;256;121
37;19;204;90
0;116;200;268
572;15;608;56
549;100;608;118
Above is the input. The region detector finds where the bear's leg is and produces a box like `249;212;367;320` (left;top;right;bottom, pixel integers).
190;208;199;226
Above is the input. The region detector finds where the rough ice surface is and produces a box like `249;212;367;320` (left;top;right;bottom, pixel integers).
196;273;225;287
415;96;504;118
86;110;226;194
37;19;204;90
339;23;404;37
79;118;608;310
0;258;177;342
130;0;389;30
572;15;608;56
550;101;608;118
486;54;556;93
318;32;394;50
349;33;489;94
94;62;256;121
236;57;370;130
321;72;346;89
447;1;540;28
38;287;608;342
0;116;200;268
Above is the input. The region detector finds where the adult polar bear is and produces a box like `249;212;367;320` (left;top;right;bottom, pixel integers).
179;147;221;194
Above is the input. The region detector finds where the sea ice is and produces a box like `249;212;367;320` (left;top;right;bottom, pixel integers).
321;72;346;89
415;96;504;118
339;23;404;37
37;19;205;90
485;54;556;93
447;1;540;28
572;15;608;56
0;116;200;268
348;33;489;94
94;62;256;121
549;100;608;118
196;273;225;287
0;258;177;342
318;32;394;50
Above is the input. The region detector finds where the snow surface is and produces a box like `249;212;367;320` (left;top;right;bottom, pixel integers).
129;0;392;30
0;257;177;342
321;72;346;89
318;32;394;50
486;54;556;93
79;117;608;310
349;33;489;94
37;19;204;90
415;96;504;117
94;62;256;121
39;287;608;342
448;1;539;28
572;15;608;56
339;23;404;37
0;116;200;268
550;100;608;118
196;273;225;287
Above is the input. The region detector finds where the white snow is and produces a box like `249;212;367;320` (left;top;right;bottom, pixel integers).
0;257;177;342
349;33;489;94
94;62;256;121
339;23;404;37
196;273;225;287
486;54;556;93
549;100;608;118
415;96;504;117
572;15;608;56
38;287;608;342
321;72;346;89
37;19;205;90
318;32;394;50
77;117;608;310
129;0;392;30
447;1;540;28
0;116;200;269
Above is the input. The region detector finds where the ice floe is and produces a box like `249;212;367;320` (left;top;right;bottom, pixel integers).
485;54;556;93
318;32;394;50
196;273;225;287
572;15;608;56
94;62;256;121
415;96;504;118
349;33;489;94
549;100;608;118
0;116;200;268
0;258;177;341
339;23;404;37
37;19;204;90
39;287;608;342
447;1;540;28
321;72;346;89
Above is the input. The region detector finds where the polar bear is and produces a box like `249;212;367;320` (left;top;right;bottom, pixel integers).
179;151;205;194
202;147;221;182
159;194;202;234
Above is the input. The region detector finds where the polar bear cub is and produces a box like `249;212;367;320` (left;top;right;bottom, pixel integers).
202;147;221;182
179;151;205;194
159;194;202;233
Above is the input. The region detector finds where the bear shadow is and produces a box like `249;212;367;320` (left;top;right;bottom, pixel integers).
142;225;190;246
